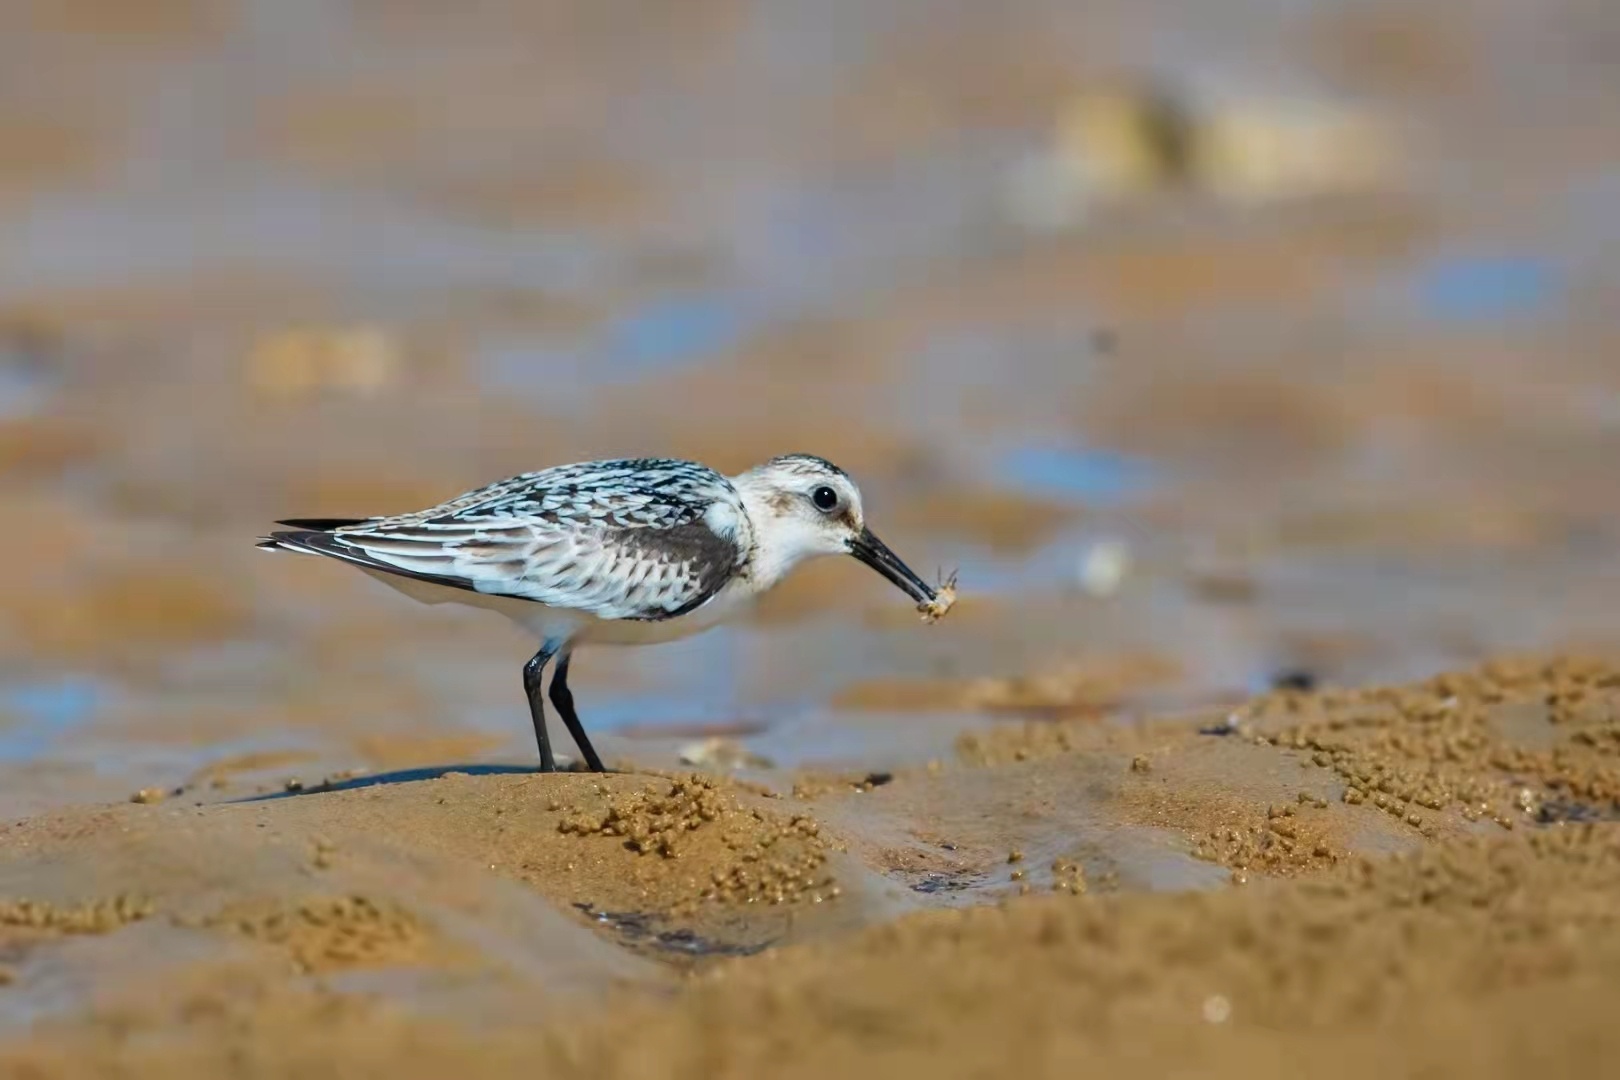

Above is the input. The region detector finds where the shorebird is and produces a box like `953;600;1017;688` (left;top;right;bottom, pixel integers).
257;455;952;772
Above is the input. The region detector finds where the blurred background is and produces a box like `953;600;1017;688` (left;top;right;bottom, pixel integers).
2;0;1619;814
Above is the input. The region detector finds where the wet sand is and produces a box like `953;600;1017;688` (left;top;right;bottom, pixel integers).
0;659;1618;1077
4;0;1620;1075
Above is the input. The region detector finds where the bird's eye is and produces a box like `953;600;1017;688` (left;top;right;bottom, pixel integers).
811;485;840;512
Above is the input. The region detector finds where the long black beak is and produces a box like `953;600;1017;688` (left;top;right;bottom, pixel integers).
848;526;936;605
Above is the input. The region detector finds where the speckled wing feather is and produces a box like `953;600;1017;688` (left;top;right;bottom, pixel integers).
266;459;745;621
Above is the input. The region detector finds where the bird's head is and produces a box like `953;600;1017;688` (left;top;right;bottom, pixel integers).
730;454;937;604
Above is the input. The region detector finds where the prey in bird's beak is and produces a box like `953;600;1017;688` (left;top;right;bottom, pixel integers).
848;526;940;607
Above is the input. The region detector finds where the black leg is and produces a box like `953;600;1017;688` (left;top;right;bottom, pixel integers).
523;643;559;773
549;651;606;773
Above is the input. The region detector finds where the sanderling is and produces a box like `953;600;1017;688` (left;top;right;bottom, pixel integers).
258;454;950;773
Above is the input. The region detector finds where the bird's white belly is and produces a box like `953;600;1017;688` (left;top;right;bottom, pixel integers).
360;567;758;647
578;577;760;646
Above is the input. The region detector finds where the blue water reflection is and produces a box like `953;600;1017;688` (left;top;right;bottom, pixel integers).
1415;254;1562;323
995;441;1157;505
0;675;106;762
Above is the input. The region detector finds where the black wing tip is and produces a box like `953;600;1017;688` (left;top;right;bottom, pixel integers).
252;528;489;597
259;518;369;550
274;517;369;531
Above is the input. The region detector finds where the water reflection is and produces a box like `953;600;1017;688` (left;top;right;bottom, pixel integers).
994;441;1157;505
1415;253;1563;323
0;675;107;763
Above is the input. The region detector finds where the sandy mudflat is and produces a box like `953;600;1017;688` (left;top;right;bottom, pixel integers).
3;0;1620;1074
0;657;1616;1078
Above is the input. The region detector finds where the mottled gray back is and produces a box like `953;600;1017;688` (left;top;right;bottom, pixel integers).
270;458;747;621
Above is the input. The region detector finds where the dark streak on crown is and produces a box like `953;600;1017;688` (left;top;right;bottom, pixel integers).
765;453;849;479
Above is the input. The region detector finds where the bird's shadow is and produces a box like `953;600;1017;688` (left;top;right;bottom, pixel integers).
230;761;614;803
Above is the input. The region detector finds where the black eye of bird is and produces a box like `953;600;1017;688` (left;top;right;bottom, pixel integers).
811;485;839;512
